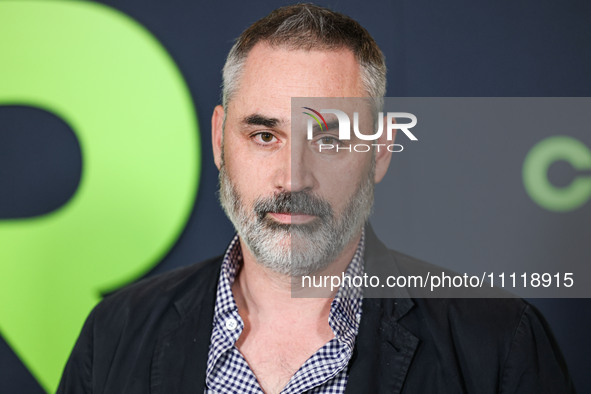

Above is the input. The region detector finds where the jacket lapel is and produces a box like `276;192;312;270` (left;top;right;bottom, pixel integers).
345;227;420;394
150;259;221;394
345;298;418;394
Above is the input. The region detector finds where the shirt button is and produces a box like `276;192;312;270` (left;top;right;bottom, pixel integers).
225;318;238;331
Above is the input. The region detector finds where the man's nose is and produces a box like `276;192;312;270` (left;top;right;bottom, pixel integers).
273;138;316;193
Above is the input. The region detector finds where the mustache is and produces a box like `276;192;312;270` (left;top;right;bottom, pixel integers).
253;191;333;220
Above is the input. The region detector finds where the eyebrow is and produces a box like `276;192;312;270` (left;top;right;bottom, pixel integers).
310;120;340;134
242;114;282;128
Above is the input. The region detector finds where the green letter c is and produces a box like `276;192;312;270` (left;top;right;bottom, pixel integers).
523;136;591;212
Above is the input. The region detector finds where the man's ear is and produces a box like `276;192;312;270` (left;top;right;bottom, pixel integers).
211;105;225;170
374;115;393;184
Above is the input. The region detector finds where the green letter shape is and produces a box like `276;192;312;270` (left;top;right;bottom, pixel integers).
523;136;591;212
0;1;200;392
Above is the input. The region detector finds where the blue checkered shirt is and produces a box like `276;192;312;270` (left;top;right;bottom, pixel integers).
205;232;365;394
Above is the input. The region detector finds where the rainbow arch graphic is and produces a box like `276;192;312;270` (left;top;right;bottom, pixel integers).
302;107;328;131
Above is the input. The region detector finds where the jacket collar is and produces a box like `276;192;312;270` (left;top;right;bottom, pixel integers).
344;225;419;394
151;258;221;394
151;226;419;394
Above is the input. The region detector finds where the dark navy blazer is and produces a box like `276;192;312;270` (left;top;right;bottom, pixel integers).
58;227;575;393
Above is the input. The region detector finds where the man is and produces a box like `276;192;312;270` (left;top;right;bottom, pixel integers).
58;4;574;393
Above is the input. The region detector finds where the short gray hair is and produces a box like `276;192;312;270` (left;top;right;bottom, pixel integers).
221;3;386;111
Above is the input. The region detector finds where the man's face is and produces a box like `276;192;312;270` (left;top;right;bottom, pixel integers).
212;43;389;276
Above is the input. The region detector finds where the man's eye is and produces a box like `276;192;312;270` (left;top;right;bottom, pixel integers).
253;132;277;144
315;135;342;145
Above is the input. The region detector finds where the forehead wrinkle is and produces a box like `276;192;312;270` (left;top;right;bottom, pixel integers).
241;44;365;96
242;113;288;128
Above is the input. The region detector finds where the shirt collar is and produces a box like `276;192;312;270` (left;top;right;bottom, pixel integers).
330;229;364;349
213;235;241;323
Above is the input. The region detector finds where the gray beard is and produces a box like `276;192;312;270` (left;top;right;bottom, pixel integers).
218;158;375;276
